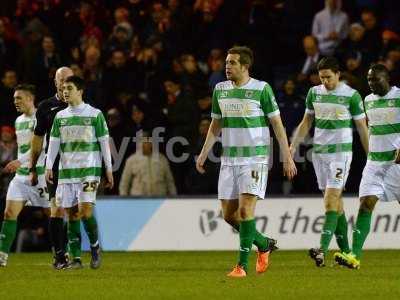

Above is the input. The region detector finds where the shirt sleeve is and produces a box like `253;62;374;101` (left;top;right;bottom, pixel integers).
349;91;366;120
95;112;109;139
305;88;315;115
49;115;61;139
33;102;47;136
211;87;222;119
46;116;61;170
261;83;280;119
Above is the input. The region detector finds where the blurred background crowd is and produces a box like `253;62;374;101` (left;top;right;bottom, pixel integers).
0;0;400;211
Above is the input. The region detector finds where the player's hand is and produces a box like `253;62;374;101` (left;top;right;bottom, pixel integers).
104;170;114;189
45;169;54;184
395;148;400;164
3;160;21;173
283;157;297;180
30;170;38;186
196;152;207;174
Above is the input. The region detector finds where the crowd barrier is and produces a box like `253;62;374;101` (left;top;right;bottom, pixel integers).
92;197;400;251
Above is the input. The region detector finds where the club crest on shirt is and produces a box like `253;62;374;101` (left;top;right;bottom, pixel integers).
388;100;395;107
315;95;321;102
60;119;67;126
83;118;92;125
220;91;228;98
245;90;253;98
337;97;345;104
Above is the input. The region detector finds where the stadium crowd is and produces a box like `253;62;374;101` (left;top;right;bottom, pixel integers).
0;0;399;210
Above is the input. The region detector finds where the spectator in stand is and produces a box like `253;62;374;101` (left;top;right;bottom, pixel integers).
82;46;104;109
126;104;150;155
312;0;349;56
31;35;63;99
379;30;400;61
341;51;369;97
102;50;135;109
163;75;196;194
208;54;225;89
0;69;18;126
0;18;19;75
360;9;382;61
297;36;322;85
0;126;17;223
277;78;305;140
15;207;49;253
196;92;212;122
105;108;126;195
104;25;131;57
186;118;220;194
119;134;177;197
180;53;207;95
336;23;371;66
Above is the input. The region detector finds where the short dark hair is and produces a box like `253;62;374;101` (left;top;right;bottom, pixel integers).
317;57;340;73
370;63;390;78
227;46;254;68
14;84;36;96
65;75;85;91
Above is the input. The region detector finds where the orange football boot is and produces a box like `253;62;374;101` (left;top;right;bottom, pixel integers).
227;265;247;277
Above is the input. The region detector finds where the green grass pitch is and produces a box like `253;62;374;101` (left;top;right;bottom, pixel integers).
1;251;400;299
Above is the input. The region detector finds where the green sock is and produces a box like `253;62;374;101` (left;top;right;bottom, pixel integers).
352;210;372;259
335;213;350;253
68;220;81;259
82;215;99;246
238;219;256;272
320;211;338;254
232;223;268;251
0;220;17;254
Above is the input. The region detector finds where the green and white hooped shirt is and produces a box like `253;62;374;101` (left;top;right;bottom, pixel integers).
211;78;280;166
364;86;400;164
48;103;110;184
305;82;365;158
15;112;46;181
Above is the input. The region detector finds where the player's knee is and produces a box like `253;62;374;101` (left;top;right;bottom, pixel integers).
80;208;93;219
360;197;377;212
51;206;64;218
4;209;17;220
238;206;252;220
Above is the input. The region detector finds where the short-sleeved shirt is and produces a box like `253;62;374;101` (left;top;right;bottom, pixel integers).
364;86;400;164
49;103;109;184
211;78;280;166
34;95;68;153
305;82;365;158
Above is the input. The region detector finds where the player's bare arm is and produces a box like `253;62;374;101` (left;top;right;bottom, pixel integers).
30;134;44;185
196;118;221;174
290;113;314;157
354;118;369;154
269;115;297;180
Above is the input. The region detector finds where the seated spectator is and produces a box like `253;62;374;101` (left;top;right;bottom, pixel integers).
119;134;177;196
312;0;349;56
